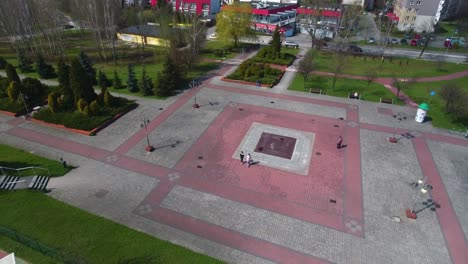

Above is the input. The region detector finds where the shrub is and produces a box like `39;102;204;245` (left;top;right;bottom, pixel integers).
104;89;114;107
5;63;21;84
89;100;99;115
35;55;56;79
48;91;60;113
7;81;21;102
22;77;44;98
17;49;33;73
76;98;88;114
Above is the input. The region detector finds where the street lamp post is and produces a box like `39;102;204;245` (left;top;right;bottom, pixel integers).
389;112;407;143
140;114;154;152
190;79;200;108
406;177;433;219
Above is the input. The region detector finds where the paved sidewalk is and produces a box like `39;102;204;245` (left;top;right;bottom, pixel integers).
1;49;468;264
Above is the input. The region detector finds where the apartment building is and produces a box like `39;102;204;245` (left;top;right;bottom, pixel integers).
394;0;442;32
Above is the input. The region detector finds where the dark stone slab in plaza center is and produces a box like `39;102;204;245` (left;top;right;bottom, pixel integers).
255;132;297;159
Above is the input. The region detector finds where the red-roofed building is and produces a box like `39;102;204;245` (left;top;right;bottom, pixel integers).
296;6;343;38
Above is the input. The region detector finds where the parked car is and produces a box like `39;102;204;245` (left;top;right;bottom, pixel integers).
410;39;417;46
404;33;411;39
400;38;408;45
348;45;363;53
284;40;299;48
414;34;421;40
368;37;375;43
391;38;399;44
209;32;218;40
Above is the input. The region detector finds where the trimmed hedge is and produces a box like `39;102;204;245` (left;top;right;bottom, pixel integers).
33;97;137;131
250;47;296;66
227;59;282;85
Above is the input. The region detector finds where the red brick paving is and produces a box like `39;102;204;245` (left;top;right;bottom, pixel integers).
3;65;468;263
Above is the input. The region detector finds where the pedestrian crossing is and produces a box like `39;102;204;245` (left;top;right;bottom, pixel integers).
0;175;50;191
0;175;20;191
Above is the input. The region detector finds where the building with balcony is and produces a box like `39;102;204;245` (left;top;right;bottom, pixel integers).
393;0;457;32
250;4;299;37
296;5;342;38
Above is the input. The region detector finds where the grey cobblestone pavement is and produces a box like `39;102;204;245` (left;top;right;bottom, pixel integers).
427;140;468;240
1;50;467;263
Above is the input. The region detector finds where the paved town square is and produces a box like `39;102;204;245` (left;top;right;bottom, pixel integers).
1;58;468;263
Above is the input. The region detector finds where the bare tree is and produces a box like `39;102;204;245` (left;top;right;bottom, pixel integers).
418;21;436;58
330;51;347;92
365;67;378;89
298;50;317;90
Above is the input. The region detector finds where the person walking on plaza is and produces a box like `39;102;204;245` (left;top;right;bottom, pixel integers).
246;153;251;167
240;151;245;164
337;136;343;149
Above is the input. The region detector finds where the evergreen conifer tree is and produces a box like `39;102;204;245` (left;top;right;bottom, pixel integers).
113;70;123;89
98;70;111;89
16;49;33;73
5;63;21;84
140;66;154;96
78;51;97;85
70;57;96;105
127;64;139;93
154;55;179;97
35;55;56;79
0;56;7;69
271;25;282;58
56;58;74;111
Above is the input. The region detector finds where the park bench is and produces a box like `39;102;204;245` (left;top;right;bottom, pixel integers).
380;97;393;104
309;88;322;95
349;93;360;100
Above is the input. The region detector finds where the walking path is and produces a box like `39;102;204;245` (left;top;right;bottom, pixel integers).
1;50;468;264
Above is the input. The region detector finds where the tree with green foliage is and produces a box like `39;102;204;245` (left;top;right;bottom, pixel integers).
0;56;6;69
440;83;468;121
16;49;33;73
21;77;43;99
70;57;96;106
77;98;89;115
35;55;56;79
78;51;97;85
56;58;74;111
271;25;282;57
5;63;21;84
154;55;180;97
113;70;123;89
98;70;111;89
89;100;99;115
216;3;256;47
7;81;21;102
127;64;139;93
48;91;60;113
140;66;154;96
103;89;115;107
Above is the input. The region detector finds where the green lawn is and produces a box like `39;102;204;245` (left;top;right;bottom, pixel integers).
354;40;468;53
403;76;468;130
0;144;221;264
0;236;58;263
314;51;468;77
289;74;404;104
0;144;71;176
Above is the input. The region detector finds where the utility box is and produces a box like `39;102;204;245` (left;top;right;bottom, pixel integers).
415;103;429;123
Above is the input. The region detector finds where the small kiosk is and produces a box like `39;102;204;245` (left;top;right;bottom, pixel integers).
415;103;429;123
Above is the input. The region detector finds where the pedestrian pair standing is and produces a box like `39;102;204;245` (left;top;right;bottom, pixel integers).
239;151;252;167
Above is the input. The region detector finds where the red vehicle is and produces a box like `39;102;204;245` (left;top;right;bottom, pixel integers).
414;34;421;39
410;39;417;46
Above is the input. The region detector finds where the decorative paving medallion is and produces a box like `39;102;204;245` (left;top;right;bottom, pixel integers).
94;189;109;198
233;122;315;175
345;219;362;233
105;154;119;163
136;204;153;215
347;121;358;128
377;107;393;116
255;133;297;159
168;172;181;181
